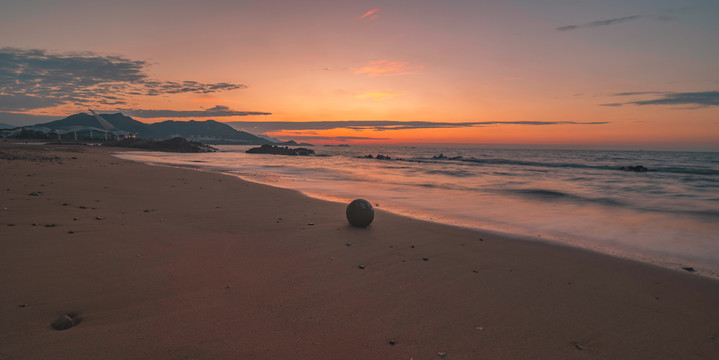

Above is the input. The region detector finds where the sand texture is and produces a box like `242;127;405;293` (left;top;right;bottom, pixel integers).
1;142;718;359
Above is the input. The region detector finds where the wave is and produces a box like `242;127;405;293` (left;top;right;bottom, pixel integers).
505;188;624;206
361;155;719;177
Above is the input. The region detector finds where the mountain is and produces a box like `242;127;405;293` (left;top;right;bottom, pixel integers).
30;112;271;144
148;120;268;143
0;122;15;129
39;113;160;138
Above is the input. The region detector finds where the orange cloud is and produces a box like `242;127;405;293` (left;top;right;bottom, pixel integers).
191;97;224;102
355;91;402;101
355;60;423;76
359;9;380;20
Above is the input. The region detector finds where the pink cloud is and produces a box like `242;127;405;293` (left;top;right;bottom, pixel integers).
359;9;380;20
354;60;423;76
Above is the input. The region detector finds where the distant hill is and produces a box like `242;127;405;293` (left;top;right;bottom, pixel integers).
39;113;160;138
0;122;15;129
31;113;271;144
148;119;268;143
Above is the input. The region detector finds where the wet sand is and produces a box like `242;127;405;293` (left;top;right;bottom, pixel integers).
1;142;718;359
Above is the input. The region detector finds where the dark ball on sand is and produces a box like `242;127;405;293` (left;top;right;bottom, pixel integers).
346;199;374;227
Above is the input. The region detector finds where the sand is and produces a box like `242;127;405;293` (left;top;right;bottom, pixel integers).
1;142;718;359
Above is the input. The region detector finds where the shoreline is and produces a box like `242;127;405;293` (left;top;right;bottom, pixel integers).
116;149;719;281
2;142;719;359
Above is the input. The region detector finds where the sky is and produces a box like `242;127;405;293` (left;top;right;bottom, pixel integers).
1;0;718;149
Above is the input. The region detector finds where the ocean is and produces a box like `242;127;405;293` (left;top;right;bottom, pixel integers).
115;145;719;278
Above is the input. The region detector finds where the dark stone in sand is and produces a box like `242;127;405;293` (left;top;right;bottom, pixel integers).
95;216;104;220
346;199;374;228
246;144;314;156
51;313;80;330
358;265;366;269
682;267;696;272
18;304;27;308
388;340;397;345
422;257;429;261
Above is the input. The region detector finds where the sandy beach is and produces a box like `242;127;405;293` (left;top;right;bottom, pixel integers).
1;142;718;359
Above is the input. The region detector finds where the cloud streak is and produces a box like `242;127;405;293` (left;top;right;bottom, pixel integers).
354;60;423;76
118;105;271;118
601;91;719;107
226;120;609;134
0;47;247;111
557;15;641;31
359;9;380;20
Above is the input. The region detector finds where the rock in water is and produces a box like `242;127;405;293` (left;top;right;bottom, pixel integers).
346;199;374;227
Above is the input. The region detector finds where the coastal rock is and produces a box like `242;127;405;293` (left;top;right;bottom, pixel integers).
245;144;314;156
433;153;463;160
103;137;217;153
619;165;648;172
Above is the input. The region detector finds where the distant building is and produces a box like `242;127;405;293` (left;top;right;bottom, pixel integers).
1;109;135;141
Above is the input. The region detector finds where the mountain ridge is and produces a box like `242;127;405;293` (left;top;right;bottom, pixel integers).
30;113;273;144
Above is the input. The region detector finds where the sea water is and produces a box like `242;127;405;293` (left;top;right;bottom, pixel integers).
115;145;719;278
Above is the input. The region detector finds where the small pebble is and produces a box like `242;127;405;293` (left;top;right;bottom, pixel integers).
682;267;696;272
95;216;104;220
18;304;27;308
358;265;366;270
437;352;447;358
68;231;74;234
422;257;429;261
388;340;397;345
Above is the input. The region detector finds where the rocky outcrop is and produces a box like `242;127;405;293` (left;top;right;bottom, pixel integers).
245;144;314;156
102;137;217;153
619;165;648;172
363;154;391;160
433;154;463;160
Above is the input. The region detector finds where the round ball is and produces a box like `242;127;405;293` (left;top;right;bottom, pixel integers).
346;199;374;228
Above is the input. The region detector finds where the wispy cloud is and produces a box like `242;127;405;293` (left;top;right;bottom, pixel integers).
557;15;641;31
118;105;271;118
355;91;402;101
226;120;609;134
354;60;423;76
0;47;247;111
600;91;719;107
359;8;380;20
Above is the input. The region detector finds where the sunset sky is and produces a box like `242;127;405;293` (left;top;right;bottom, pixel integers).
1;0;718;149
